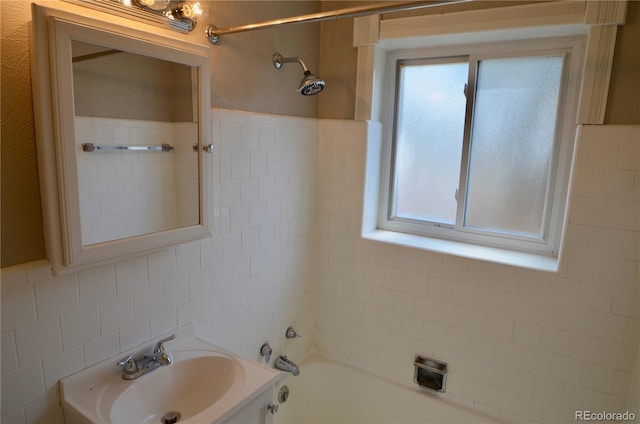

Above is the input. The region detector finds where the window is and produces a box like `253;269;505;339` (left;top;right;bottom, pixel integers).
377;38;583;261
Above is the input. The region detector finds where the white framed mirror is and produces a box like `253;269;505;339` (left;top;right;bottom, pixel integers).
31;2;212;274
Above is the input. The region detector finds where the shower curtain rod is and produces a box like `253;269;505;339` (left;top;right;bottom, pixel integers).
206;0;471;44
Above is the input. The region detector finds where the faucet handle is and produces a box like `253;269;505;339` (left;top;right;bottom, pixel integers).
153;334;176;354
260;343;272;363
116;355;139;374
285;327;301;339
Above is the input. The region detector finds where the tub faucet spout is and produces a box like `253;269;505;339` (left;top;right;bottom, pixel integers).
274;355;300;376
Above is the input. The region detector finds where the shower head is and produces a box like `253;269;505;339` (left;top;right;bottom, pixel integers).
273;52;325;96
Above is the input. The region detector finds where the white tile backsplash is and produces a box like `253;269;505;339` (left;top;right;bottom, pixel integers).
1;117;638;423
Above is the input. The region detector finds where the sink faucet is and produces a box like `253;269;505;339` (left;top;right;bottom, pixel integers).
274;355;299;376
117;334;176;380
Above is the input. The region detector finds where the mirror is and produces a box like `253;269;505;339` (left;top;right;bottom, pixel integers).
31;2;212;274
72;41;200;245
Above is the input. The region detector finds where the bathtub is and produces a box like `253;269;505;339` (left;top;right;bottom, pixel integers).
275;353;506;424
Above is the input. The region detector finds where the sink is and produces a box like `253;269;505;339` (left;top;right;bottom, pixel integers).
60;335;279;423
110;356;239;423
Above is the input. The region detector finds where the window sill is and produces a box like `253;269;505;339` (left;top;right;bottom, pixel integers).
362;229;560;272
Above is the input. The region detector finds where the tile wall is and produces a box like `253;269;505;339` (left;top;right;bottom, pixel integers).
1;113;638;424
313;122;639;423
0;109;317;423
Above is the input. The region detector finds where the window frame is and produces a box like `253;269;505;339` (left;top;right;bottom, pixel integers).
378;37;585;258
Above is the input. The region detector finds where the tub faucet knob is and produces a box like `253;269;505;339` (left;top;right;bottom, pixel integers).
285;326;301;339
260;343;272;363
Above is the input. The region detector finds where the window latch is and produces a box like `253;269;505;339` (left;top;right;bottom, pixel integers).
463;83;468;98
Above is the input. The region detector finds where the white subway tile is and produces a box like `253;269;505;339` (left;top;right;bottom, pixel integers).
2;408;26;423
24;392;65;424
34;275;78;321
42;345;84;391
15;318;62;367
561;382;594;410
78;264;116;307
540;327;571;356
83;332;119;367
162;276;188;309
513;321;543;348
241;179;260;204
99;295;133;335
1;362;45;416
571;334;605;364
119;320;150;352
1;282;37;333
603;342;637;372
578;283;613;313
597;169;636;200
550;354;583;384
530;299;563;327
115;256;148;295
591;311;627;343
610;200;640;231
579;134;621;169
618;136;639;170
60;305;99;349
176;241;201;275
600;257;638;288
133;285;163;321
612;370;632;397
150;308;178;338
580;363;615;392
624;318;638;346
592;391;626;412
1;331;18;375
559;306;594;335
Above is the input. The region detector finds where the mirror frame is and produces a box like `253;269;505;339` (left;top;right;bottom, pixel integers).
31;2;213;275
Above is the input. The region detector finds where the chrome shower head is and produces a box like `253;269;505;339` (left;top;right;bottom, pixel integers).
299;71;325;96
273;52;325;96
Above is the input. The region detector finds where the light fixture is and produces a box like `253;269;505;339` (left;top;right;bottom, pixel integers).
135;0;170;11
168;2;202;20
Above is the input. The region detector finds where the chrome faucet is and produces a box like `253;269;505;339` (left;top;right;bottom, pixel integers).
116;334;176;380
274;355;300;376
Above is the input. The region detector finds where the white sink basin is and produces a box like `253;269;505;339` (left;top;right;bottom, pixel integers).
60;336;279;424
110;355;239;423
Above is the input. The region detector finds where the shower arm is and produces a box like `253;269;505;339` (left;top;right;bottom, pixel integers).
274;55;310;74
206;0;472;45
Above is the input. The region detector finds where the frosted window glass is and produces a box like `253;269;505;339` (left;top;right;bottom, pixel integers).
464;56;563;237
394;61;468;224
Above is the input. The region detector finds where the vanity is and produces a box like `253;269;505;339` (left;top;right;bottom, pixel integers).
60;332;280;424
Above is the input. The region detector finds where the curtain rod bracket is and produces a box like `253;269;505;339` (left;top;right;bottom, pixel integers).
206;25;220;44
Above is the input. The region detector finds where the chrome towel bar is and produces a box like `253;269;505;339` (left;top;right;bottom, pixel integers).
81;143;174;152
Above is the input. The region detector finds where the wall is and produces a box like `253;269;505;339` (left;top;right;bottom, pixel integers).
0;0;322;267
207;1;321;117
317;0;640;123
1;0;46;265
1;109;317;422
314;122;639;422
2;1;639;423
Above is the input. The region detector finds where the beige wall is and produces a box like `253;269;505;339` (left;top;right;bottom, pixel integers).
208;1;321;116
1;1;46;266
1;0;639;267
605;0;640;124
